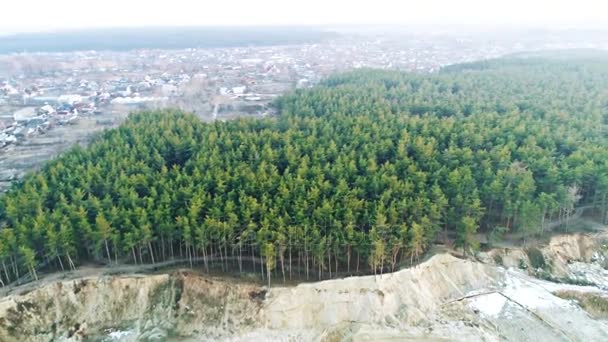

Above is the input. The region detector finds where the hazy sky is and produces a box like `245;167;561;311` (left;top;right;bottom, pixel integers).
1;0;607;33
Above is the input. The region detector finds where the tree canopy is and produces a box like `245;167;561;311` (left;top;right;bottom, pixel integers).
1;56;607;284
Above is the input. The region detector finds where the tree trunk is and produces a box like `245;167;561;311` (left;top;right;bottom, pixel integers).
347;246;351;274
155;243;162;263
29;266;38;281
202;245;209;272
541;211;546;234
251;245;256;273
267;269;271;288
132;247;137;264
335;252;338;275
104;239;111;265
304;237;309;280
12;257;19;284
217;246;225;272
392;249;399;272
297;250;301;278
2;260;10;283
318;262;322;280
327;249;332;279
224;242;229;270
66;252;76;270
148;242;155;264
161;235;166;261
280;254;285;284
261;255;265;280
210;244;215;267
305;246;309;280
238;243;243;274
57;254;65;272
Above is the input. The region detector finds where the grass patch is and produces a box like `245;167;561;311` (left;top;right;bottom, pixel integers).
554;290;608;319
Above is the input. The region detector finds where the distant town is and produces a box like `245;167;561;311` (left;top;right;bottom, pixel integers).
1;28;607;191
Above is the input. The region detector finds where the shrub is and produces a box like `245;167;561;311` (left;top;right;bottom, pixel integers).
537;272;596;287
526;247;547;270
518;259;528;270
488;226;508;246
493;254;504;266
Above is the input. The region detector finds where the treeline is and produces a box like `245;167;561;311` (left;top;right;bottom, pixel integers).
1;57;608;285
0;27;336;54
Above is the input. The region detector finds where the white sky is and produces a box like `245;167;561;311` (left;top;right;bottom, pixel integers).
1;0;607;34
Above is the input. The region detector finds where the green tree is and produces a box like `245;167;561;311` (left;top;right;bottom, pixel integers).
20;245;37;281
264;242;276;287
410;222;425;264
95;214;113;263
457;216;480;255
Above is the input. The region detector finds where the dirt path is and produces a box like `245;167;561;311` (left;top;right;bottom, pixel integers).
0;257;211;297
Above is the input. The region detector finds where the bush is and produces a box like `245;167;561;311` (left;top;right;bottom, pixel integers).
518;259;528;270
562;277;596;287
526;247;547;270
536;272;596;287
493;254;504;266
489;226;508;246
536;269;554;282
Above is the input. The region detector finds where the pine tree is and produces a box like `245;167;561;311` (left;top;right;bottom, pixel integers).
20;245;37;281
457;216;480;255
264;242;276;288
95;214;113;264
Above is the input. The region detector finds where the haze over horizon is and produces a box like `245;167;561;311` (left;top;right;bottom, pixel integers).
1;0;607;34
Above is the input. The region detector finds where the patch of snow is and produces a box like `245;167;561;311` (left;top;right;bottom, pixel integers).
215;328;316;341
110;96;167;104
501;268;604;311
468;292;507;316
502;274;560;309
104;328;137;341
569;262;608;290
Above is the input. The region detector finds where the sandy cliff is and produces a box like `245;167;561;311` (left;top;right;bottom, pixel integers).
0;232;606;341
